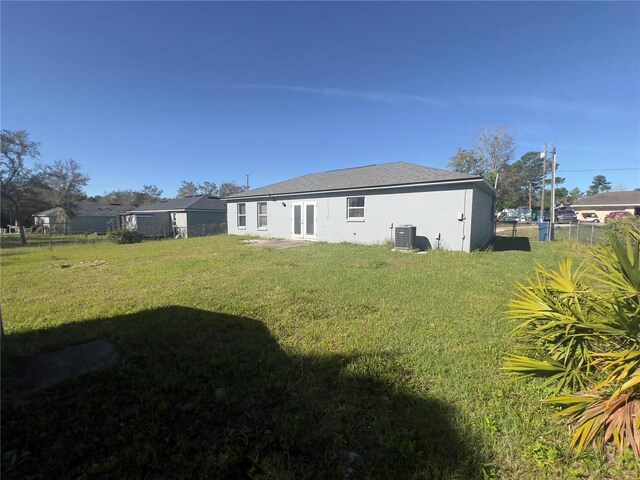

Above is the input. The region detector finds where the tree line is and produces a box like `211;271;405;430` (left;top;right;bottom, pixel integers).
1;130;90;244
89;181;247;205
1;130;247;244
448;125;615;210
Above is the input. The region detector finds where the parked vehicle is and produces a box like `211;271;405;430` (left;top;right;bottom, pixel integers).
496;208;533;224
604;211;632;223
555;208;578;224
580;213;600;223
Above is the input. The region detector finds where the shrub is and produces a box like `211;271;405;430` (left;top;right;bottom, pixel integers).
503;226;640;458
604;216;640;247
107;229;143;244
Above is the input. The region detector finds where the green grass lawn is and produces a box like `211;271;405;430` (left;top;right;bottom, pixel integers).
1;235;637;479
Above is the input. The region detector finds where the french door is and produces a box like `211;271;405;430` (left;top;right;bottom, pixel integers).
291;202;317;240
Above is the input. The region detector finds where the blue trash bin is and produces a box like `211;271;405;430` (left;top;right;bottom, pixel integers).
538;222;554;241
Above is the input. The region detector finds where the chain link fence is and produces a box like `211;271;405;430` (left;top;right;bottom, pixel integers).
495;221;607;245
1;222;227;249
133;223;227;239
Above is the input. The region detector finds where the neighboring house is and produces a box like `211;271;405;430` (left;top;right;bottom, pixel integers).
122;195;227;238
226;162;496;252
32;207;67;233
33;201;132;234
570;191;640;222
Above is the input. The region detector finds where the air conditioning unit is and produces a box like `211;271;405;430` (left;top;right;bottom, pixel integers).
394;225;416;250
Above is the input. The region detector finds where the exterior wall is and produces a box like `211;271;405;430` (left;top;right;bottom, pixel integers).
469;186;495;250
227;183;494;252
122;214;137;230
33;212;65;233
33;217;55;227
33;215;54;228
69;216;117;234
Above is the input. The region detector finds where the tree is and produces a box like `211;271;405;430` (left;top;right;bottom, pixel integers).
41;159;90;232
139;185;163;204
554;187;569;206
177;181;199;198
96;190;136;205
587;175;612;196
447;148;483;175
510;151;545;209
219;182;246;198
567;187;583;204
0;130;43;245
475;125;516;189
199;181;219;196
97;185;164;206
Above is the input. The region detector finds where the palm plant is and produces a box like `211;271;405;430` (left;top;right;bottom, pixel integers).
503;227;640;457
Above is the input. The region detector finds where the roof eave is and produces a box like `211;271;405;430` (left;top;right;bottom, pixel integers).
572;203;639;208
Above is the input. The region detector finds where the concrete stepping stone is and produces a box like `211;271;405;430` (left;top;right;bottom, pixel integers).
11;340;118;395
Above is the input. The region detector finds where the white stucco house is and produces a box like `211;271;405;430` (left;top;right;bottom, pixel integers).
226;162;496;252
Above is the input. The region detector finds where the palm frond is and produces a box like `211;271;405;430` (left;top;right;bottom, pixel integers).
503;225;640;458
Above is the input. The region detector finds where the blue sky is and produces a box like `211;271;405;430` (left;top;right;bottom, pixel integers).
2;1;639;197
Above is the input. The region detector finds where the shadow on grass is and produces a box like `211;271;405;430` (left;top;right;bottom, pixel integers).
2;307;491;479
491;235;532;252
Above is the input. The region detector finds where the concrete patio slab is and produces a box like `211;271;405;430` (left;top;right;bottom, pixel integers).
243;239;310;249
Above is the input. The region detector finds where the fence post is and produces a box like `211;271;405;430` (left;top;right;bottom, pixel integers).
576;222;580;243
590;225;595;245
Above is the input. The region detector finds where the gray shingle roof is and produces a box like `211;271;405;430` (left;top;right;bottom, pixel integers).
571;191;640;207
227;162;483;199
33;207;65;217
130;195;226;212
34;201;133;218
75;201;134;216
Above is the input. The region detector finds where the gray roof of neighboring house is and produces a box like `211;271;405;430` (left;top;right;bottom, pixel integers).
571;191;640;207
75;200;134;216
129;195;226;213
226;162;485;199
33;207;65;217
34;201;132;218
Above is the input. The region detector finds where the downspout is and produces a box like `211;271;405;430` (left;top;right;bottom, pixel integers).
461;189;468;251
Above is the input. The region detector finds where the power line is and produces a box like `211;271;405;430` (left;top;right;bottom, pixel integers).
558;167;640;173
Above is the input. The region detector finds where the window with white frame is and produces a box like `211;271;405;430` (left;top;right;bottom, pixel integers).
257;202;268;228
347;197;365;220
237;203;246;227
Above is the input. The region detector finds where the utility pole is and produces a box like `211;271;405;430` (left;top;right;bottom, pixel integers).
528;182;532;213
549;145;557;242
540;143;547;222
